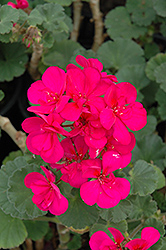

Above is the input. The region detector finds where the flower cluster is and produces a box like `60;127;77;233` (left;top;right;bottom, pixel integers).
22;55;147;214
8;0;29;9
89;227;160;250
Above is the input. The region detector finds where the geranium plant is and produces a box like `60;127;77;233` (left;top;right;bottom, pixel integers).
0;0;166;250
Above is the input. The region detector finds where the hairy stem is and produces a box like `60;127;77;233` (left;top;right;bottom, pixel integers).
25;239;33;250
89;0;104;52
33;216;61;224
35;238;44;250
56;224;70;250
28;42;43;80
70;0;83;42
0;115;26;153
129;222;144;239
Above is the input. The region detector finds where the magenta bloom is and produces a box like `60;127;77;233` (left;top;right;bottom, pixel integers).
89;227;124;250
8;0;29;9
22;113;69;163
57;135;89;188
100;82;147;144
24;166;68;215
27;66;69;114
89;131;136;169
67;55;118;85
60;66;109;121
125;227;160;250
80;158;130;208
70;113;107;150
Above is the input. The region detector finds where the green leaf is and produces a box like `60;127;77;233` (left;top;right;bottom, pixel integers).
160;237;166;250
0;157;28;216
57;191;99;229
28;8;44;26
153;165;165;189
128;194;157;220
152;0;166;17
129;160;158;195
141;81;159;107
0;30;12;43
156;88;166;120
90;220;127;236
2;150;23;165
0;5;19;34
154;62;166;92
90;223;113;238
0;90;4;101
28;0;45;8
67;234;82;250
7;164;47;219
23;220;49;241
107;220;127;234
28;3;65;32
45;0;73;6
133;115;157;141
126;0;156;26
0;208;27;249
99;199;132;223
42;40;81;69
160;20;166;37
116;64;150;101
132;134;166;170
151;239;163;250
0;42;28;82
152;191;166;212
144;43;160;60
105;7;146;39
97;39;145;73
145;53;166;81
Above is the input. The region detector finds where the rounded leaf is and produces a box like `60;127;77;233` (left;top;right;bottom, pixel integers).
0;42;28;82
105;7;146;39
0;209;27;249
145;53;166;81
97;39;145;72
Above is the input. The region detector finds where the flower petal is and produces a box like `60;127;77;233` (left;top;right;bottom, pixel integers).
141;227;160;249
100;108;116;130
80;180;100;206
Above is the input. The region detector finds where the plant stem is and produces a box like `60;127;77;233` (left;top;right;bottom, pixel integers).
56;224;70;250
33;215;61;224
35;238;44;250
28;42;43;80
0;115;26;153
70;0;83;42
89;0;104;52
25;239;33;250
129;221;144;239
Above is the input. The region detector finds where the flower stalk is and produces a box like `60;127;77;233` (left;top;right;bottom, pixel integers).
70;0;83;42
89;0;104;51
0;115;26;153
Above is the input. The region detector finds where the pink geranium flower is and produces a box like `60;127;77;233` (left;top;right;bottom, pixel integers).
100;82;147;145
53;135;89;188
89;130;136;169
60;65;109;121
22;113;69;163
70;113;107;150
89;227;124;250
125;227;160;250
67;55;118;85
24;166;68;215
80;158;130;208
27;66;69;114
8;0;29;9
